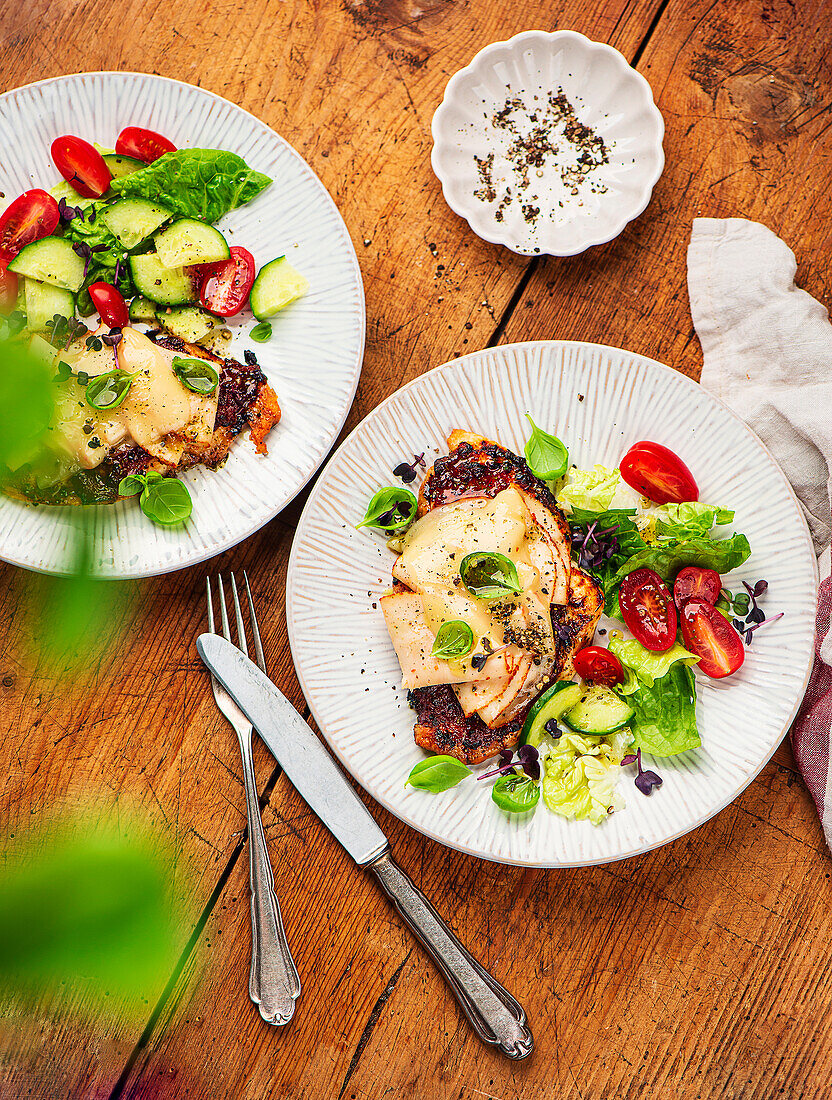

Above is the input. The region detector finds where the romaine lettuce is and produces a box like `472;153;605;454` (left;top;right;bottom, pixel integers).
542;728;632;824
626;663;700;757
608;631;699;688
111;149;271;223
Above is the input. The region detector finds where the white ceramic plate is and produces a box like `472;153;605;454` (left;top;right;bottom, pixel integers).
287;342;818;867
0;72;364;577
431;30;664;256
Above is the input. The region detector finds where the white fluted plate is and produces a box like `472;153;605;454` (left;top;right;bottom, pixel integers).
0;72;364;577
287;342;818;867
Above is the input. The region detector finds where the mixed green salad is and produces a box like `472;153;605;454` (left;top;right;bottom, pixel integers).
395;423;782;825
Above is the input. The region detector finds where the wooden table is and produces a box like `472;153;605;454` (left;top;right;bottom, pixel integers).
3;1;832;1097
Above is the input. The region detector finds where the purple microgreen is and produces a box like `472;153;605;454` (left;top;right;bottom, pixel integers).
101;328;123;348
623;749;663;796
743;611;784;645
732;579;780;646
393;453;426;484
114;257;123;285
477;744;539;781
544;718;563;740
244;349;259;366
71;240;93;279
88;206;97;223
57;196;85;223
571;520;620;573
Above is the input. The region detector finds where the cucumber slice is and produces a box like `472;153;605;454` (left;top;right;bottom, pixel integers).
521;682;584;747
129;295;159;323
154;218;229;268
562;685;635;736
102;198;173;250
23;279;76;332
129;252;196;305
8;237;86;292
156;305;220;344
28;333;59;366
102;153;145;179
249;256;309;320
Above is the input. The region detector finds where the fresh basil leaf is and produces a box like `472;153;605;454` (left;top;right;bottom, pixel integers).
524;414;568;480
491;771;540;813
85;370;135;410
357;486;417;534
431;620;475;661
111;149;272;223
139;476;192;527
627;663;700;757
172;356;219;395
118;474;145;498
459;551;522;599
406;755;472;793
250;322;272;343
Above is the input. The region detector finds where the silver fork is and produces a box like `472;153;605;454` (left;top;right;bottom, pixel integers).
206;571;301;1025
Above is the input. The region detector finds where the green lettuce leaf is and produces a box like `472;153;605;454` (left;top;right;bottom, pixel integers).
557;464;624;513
627;663;700;757
111;149;271;223
652;502;735;541
606;532;752;615
541;728;632;824
607;631;699;689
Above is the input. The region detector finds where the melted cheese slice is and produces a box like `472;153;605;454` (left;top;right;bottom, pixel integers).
52;327;219;469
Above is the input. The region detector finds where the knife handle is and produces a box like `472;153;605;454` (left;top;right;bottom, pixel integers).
366;850;533;1060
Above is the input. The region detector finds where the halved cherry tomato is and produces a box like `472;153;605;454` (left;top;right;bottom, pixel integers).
115;126;176;164
618;567;678;652
88;282;130;328
680;599;745;678
51;136;111;199
199;246;255;316
674;566;722;609
573;646;625;687
0;261;18;313
0;189;60;259
620;441;699;505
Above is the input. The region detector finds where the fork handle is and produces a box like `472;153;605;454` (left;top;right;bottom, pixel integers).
238;731;301;1024
366;850;533;1059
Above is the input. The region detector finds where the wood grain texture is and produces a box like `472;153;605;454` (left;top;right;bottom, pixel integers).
2;0;831;1098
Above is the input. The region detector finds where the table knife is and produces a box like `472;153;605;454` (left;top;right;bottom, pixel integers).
197;633;533;1060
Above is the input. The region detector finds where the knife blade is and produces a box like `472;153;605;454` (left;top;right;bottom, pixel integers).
197;633;389;865
196;632;534;1059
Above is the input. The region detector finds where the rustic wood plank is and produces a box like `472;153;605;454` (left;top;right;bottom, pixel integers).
0;0;662;1096
498;0;832;379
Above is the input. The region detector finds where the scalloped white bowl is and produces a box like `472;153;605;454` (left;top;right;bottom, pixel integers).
431;30;665;256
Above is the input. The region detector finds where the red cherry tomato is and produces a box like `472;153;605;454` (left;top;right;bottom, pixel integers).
680;599;745;678
0;189;60;259
115;126;176;164
88;282;130;328
618;567;678;652
674;566;722;609
199;246;255;316
620;441;699;505
573;646;626;687
0;260;18;313
51;136;111;199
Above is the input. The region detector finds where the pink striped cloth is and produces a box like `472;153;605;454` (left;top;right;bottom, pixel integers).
688;218;832;849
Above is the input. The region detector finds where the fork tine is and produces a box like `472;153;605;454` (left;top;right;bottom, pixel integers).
243;570;267;674
206;576;215;633
230;573;249;658
217;574;232;643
